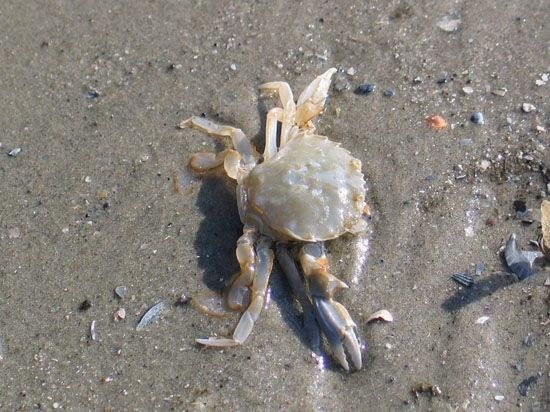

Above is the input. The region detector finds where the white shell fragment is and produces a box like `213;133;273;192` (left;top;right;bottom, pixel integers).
90;320;98;341
366;309;394;323
541;200;550;257
136;302;166;331
437;13;462;32
475;316;490;324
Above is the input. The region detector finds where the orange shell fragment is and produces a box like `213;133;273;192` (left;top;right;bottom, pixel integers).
425;115;447;130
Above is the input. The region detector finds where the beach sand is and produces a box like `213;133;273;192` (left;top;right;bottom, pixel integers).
0;1;548;410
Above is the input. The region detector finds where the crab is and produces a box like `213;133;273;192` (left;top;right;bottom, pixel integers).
180;68;368;371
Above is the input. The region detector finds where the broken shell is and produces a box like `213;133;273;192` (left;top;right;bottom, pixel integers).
451;272;474;287
504;233;543;279
475;316;490;324
366;309;394;323
541;200;550;258
425;115;447;130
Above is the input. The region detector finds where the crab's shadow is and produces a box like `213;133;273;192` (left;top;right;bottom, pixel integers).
193;175;321;353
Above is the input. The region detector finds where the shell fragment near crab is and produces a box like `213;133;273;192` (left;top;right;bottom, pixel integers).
181;68;369;371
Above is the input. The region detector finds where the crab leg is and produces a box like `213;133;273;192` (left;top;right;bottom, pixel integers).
179;116;258;169
259;81;296;147
196;230;274;347
264;107;283;161
275;243;321;352
298;243;362;371
295;67;337;127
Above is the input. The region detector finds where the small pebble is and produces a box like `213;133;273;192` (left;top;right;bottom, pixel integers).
354;83;376;95
86;90;100;99
518;376;537;396
413;76;423;84
346;67;356;76
535;125;546;133
494;395;505;402
462;86;473;94
383;89;394;97
522;335;534;347
522;103;536;113
230;63;237;71
475;261;485;276
8;147;22;157
470;112;485;124
459;138;473;146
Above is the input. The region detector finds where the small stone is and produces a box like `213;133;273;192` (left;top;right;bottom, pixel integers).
462;86;473;94
535;79;545;86
459;138;473;146
413;76;423;84
464;226;474;237
84;176;92;183
470;112;485;124
522;103;536;113
542;73;549;82
522;335;534;347
346;67;356;76
480;160;491;171
354;83;376;95
535;125;546;133
491;88;507;96
230;63;237;71
494;395;505;402
383;89;394;97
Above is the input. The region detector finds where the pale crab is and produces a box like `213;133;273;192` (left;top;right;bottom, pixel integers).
180;68;368;371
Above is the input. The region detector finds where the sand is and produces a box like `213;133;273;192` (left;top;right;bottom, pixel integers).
0;1;548;410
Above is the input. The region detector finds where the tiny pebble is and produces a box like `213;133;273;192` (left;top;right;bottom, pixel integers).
385;343;392;349
459;138;473;146
346;67;356;76
535;79;545;86
53;402;60;409
470;112;485;124
522;103;536;113
230;63;237;71
383;89;394;97
462;86;473;94
464;226;474;237
535;125;546;133
494;395;505;402
413;76;423;84
8;147;22;157
84;176;91;183
86;90;100;99
542;73;549;82
354;83;376;95
475;261;485;276
522;335;534;347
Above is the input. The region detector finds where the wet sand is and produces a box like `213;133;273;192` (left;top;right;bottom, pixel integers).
0;1;548;410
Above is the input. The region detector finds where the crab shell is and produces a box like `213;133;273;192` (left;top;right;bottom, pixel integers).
239;132;367;242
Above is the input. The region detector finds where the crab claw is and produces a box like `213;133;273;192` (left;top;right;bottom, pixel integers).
313;297;363;371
